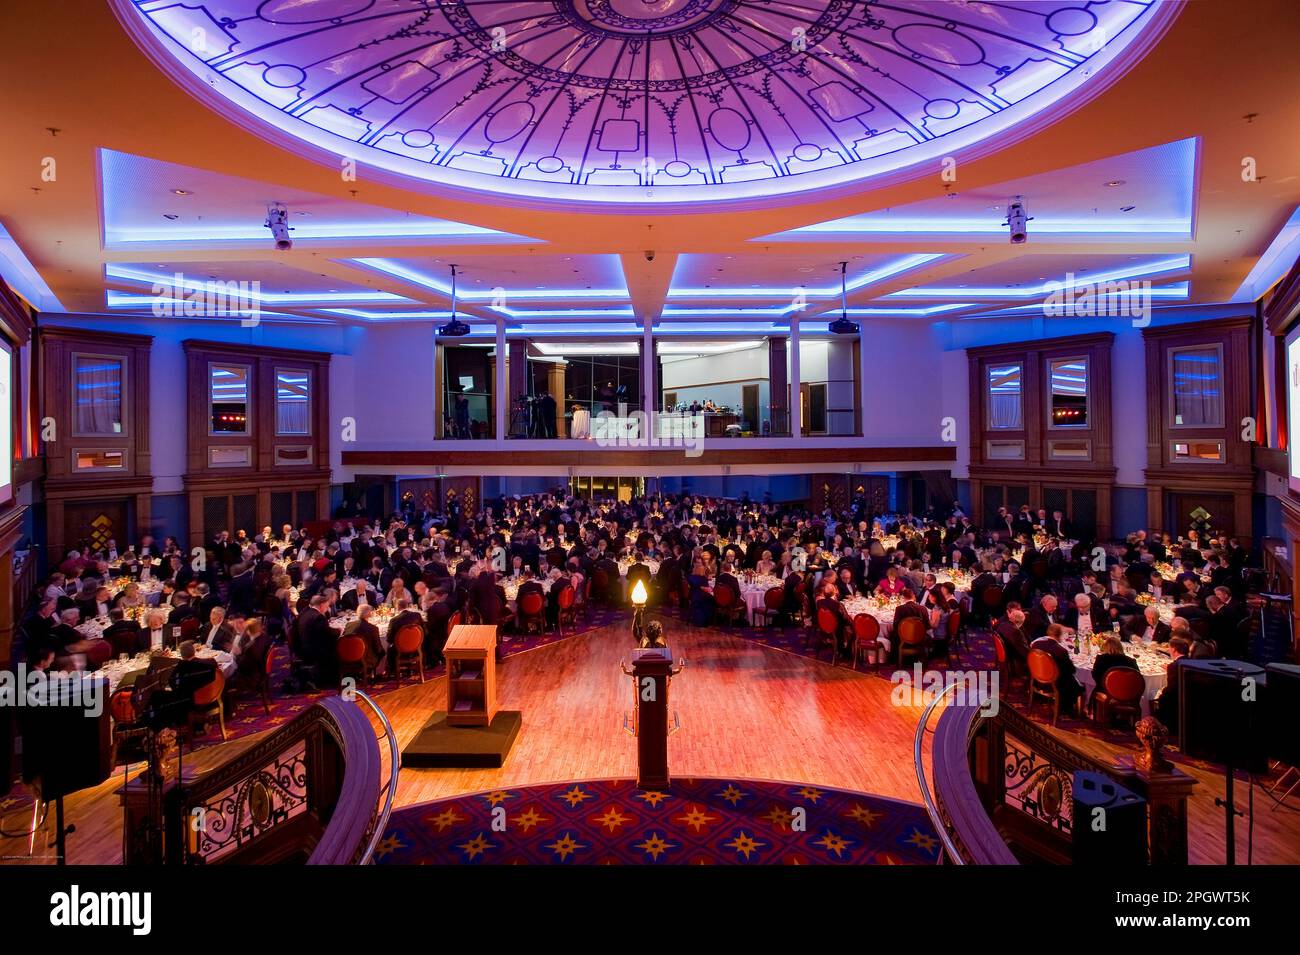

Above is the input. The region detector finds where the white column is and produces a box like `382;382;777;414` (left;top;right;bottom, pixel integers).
494;317;507;444
642;317;655;440
789;315;801;438
859;320;871;438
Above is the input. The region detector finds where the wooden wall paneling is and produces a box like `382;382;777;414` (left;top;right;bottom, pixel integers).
182;340;333;548
39;328;155;559
1141;317;1255;541
965;333;1116;539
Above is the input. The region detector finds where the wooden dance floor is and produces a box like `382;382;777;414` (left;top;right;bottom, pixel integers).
6;617;1299;865
0;619;930;865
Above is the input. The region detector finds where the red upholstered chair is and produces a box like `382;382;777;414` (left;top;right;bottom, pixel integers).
556;586;577;635
393;624;425;683
108;688;146;766
979;585;1004;624
517;590;546;635
180;617;201;643
1094;667;1146;729
896;616;928;667
189;670;227;741
336;634;368;686
1027;648;1063;726
938;607;964;664
806;606;840;664
713;583;747;627
851;613;884;670
261;647;279;714
751;586;785;628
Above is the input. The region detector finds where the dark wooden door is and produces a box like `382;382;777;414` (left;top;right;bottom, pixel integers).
741;384;759;433
63;500;129;553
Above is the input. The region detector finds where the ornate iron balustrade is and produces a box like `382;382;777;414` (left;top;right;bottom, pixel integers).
130;695;386;865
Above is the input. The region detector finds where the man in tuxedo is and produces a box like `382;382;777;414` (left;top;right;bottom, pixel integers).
423;589;453;666
201;606;235;652
1049;510;1072;539
1122;605;1171;644
1061;592;1107;640
1024;594;1058;642
386;597;427;671
340;579;374;612
293;594;339;688
996;608;1031;673
166;594;199;632
77;586;114;622
343;605;387;677
1153;636;1192;738
227;562;256;617
48;609;83;654
1030;624;1084;716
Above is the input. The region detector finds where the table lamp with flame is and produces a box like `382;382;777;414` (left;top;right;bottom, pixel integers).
630;578;648;645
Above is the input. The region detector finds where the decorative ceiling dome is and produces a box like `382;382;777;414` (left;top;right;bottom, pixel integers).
113;0;1177;205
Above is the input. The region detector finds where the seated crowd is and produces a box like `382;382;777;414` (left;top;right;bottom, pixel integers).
16;491;1256;740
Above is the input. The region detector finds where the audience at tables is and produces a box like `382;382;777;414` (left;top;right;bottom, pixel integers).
13;490;1261;745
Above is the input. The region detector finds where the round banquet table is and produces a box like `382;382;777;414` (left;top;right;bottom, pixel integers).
97;647;236;693
1070;641;1170;716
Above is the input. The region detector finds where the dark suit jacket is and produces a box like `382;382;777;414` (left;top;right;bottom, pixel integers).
1024;606;1056;642
1061;604;1109;635
996;619;1030;664
1122;617;1171;644
199;622;235;652
227;572;256;616
344;619;386;671
1029;636;1080;697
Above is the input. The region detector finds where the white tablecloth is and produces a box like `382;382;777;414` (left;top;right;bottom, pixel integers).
1071;642;1170;716
98;648;235;694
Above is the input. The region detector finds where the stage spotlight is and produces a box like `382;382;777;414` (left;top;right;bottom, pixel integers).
265;202;292;250
1004;196;1032;244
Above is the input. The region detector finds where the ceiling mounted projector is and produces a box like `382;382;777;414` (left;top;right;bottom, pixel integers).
436;264;471;337
828;261;859;334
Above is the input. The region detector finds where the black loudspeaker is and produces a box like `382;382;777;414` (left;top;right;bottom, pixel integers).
1071;770;1147;865
19;675;113;802
1264;663;1300;767
1179;659;1269;774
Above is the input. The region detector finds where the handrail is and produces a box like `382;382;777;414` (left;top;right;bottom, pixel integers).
913;680;965;864
303;697;381;865
352;689;399;865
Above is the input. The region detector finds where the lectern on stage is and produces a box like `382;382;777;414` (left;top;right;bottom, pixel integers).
622;648;684;789
400;624;522;769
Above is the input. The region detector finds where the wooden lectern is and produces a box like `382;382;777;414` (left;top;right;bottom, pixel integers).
622;648;682;789
444;625;498;727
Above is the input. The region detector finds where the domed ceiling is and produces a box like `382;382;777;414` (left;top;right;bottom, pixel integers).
115;0;1175;205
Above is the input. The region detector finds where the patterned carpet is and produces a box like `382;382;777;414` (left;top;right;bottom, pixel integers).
374;777;941;865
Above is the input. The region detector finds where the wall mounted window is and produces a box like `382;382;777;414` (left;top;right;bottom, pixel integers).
1169;344;1224;427
1048;438;1091;460
73;449;125;471
985;439;1025;460
209;362;250;435
275;367;311;435
208;446;251;467
72;353;125;435
1048;357;1088;428
986;363;1022;429
1171;439;1225;463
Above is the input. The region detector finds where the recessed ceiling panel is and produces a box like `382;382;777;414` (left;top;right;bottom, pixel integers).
111;0;1178;205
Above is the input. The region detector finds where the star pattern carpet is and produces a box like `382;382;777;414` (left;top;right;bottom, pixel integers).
373;777;941;865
